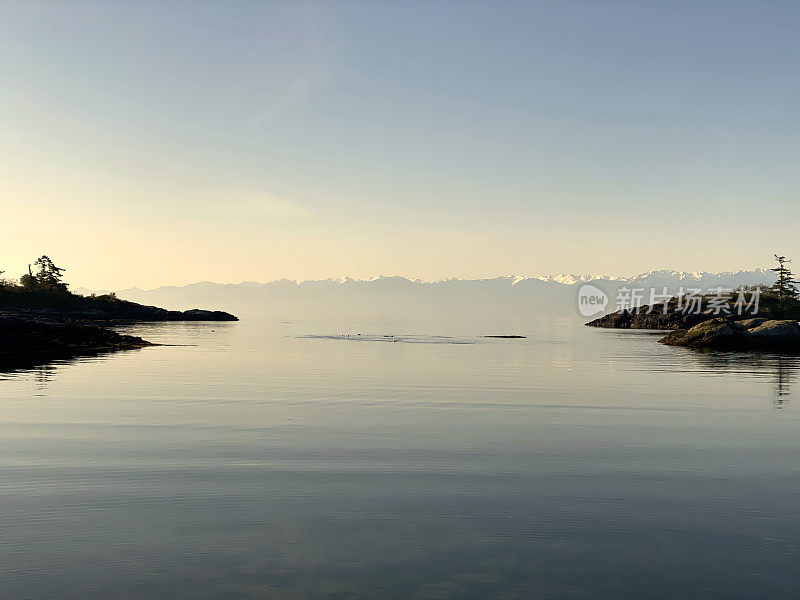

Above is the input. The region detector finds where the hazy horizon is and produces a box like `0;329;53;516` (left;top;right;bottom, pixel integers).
77;266;775;293
2;263;787;294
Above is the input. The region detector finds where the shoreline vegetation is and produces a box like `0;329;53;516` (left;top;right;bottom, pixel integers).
1;256;237;371
587;256;800;353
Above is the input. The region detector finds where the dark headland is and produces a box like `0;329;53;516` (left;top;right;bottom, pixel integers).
586;291;800;353
1;258;237;370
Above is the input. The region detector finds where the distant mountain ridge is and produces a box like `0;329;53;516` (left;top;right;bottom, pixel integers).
80;268;776;294
77;269;776;320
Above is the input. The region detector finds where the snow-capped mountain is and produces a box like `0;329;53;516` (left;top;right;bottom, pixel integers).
81;269;776;320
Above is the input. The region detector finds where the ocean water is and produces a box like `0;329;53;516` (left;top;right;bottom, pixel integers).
1;317;799;599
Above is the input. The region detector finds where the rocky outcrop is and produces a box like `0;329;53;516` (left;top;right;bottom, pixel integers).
660;318;800;352
177;309;239;321
8;304;239;323
659;318;740;349
745;320;800;339
0;313;155;372
0;288;236;373
0;313;153;352
586;298;775;331
586;307;712;330
0;287;238;323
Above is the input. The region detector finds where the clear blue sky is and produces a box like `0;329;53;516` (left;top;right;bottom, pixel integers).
2;1;798;288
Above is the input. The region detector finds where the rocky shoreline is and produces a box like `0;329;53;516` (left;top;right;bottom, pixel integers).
660;318;800;352
585;299;777;331
587;301;800;353
0;289;238;372
586;309;718;330
0;283;238;323
0;313;154;352
0;312;155;372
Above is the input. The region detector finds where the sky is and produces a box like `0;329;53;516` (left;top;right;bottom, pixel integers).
1;0;799;290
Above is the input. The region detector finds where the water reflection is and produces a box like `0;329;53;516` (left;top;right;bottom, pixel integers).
689;351;800;403
774;358;796;401
0;347;144;378
3;320;800;599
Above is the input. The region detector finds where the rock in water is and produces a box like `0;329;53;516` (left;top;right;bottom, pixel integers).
745;320;800;339
586;307;710;330
659;318;739;350
660;318;800;352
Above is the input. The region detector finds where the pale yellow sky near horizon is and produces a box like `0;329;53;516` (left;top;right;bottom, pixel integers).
0;151;791;290
0;179;784;290
2;2;798;290
1;129;792;290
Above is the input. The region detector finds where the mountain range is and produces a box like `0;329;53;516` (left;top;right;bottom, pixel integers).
77;269;777;320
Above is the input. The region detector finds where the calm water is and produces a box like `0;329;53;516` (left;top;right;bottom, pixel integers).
2;317;800;599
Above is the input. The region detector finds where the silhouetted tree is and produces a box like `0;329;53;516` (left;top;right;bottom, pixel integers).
20;256;69;292
771;254;799;314
19;264;36;289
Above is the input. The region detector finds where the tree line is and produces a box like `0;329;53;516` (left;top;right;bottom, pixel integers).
1;255;69;293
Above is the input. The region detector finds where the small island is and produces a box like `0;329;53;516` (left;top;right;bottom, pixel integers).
587;255;800;353
1;255;237;370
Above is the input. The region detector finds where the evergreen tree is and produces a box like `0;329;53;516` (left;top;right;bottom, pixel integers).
22;255;69;292
771;254;799;313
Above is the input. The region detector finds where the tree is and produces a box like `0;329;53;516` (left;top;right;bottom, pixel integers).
21;255;69;292
20;264;36;289
771;254;799;313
